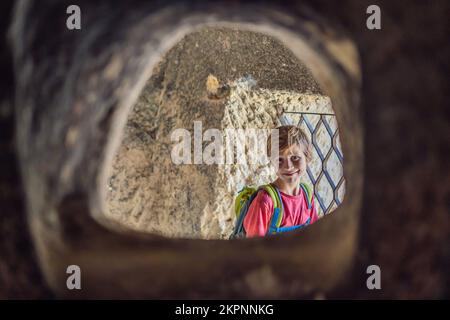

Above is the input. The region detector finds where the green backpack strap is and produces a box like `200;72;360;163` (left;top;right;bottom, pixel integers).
262;184;284;230
300;182;313;209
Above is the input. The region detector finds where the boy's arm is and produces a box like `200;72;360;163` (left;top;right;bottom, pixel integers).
243;191;273;237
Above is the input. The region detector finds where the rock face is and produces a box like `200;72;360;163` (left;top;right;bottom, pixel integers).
105;28;341;239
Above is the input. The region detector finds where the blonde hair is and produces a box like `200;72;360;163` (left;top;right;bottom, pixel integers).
267;125;313;163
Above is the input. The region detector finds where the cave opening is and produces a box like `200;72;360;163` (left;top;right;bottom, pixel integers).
104;27;346;240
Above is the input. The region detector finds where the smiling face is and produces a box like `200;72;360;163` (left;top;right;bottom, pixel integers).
266;125;313;186
274;143;307;185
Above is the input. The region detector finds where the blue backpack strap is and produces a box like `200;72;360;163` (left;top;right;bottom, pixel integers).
266;184;284;235
268;208;281;235
277;217;311;232
268;184;313;235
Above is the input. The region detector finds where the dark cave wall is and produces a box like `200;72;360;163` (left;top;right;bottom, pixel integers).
0;0;448;299
0;0;51;299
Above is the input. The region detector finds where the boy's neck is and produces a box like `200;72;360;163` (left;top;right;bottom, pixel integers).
273;178;301;196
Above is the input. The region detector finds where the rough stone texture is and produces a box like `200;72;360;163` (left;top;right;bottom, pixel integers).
0;0;448;299
105;28;340;239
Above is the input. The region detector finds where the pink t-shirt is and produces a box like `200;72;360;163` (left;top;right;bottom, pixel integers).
243;188;318;237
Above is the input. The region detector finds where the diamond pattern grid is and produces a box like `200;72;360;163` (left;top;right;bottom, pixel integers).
286;111;345;215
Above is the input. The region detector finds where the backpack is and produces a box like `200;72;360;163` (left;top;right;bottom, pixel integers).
229;183;313;239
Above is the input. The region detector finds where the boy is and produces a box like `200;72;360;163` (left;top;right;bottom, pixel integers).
243;125;319;237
